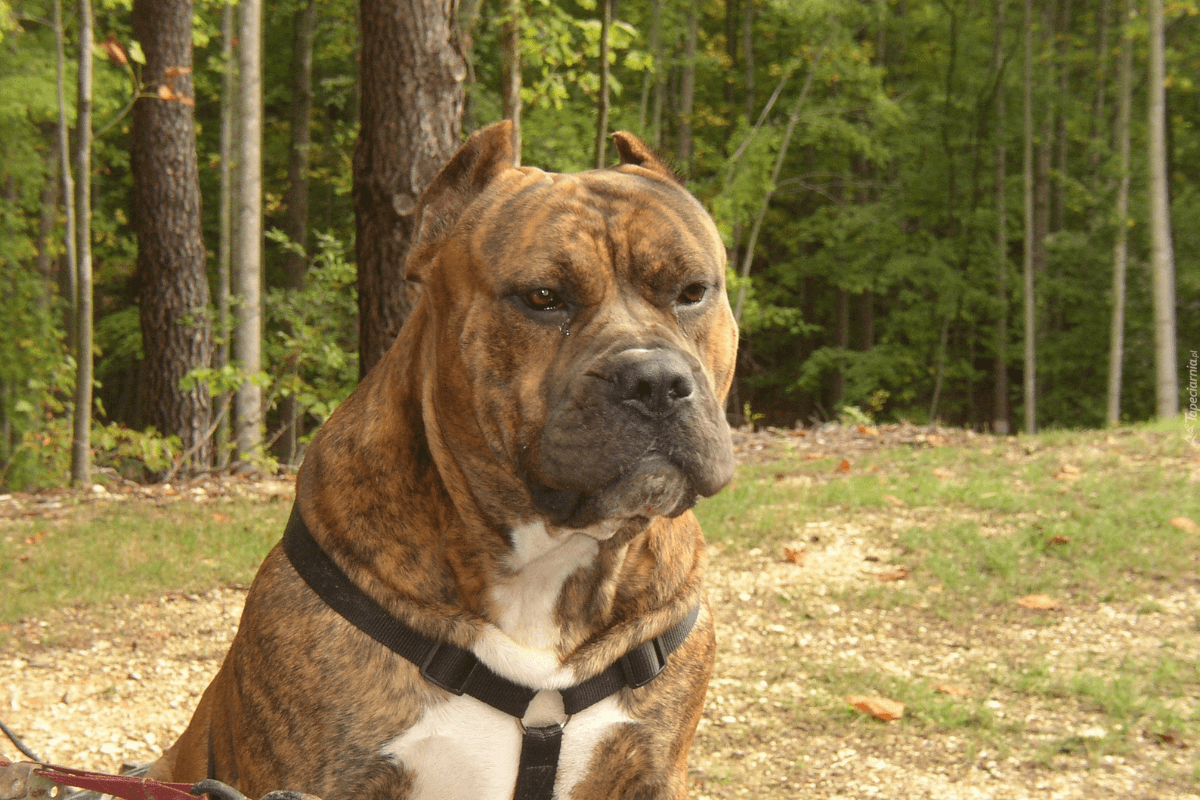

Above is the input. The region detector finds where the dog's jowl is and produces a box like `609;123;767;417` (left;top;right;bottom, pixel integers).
149;121;738;800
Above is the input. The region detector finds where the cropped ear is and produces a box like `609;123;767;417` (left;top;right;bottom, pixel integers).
611;131;681;183
406;121;515;282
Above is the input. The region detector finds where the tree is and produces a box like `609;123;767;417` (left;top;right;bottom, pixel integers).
278;0;316;464
499;0;522;164
215;0;235;464
594;0;611;168
131;0;214;469
1021;0;1036;433
1107;0;1133;427
354;0;466;378
992;0;1009;435
234;0;264;462
676;2;698;172
1147;0;1178;419
71;0;94;485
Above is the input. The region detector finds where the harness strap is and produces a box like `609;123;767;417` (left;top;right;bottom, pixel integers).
281;505;699;799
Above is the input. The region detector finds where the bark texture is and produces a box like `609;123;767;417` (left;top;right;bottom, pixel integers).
354;0;466;379
1147;0;1178;418
131;0;213;468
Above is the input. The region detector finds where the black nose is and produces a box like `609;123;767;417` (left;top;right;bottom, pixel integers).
611;350;696;417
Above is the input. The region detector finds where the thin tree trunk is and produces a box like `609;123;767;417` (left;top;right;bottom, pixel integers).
1147;0;1178;418
458;0;485;131
594;0;612;168
132;0;214;470
733;47;825;326
676;2;698;172
831;288;849;407
1107;0;1132;427
35;138;61;313
929;304;954;422
71;0;94;486
354;0;466;378
279;0;316;465
53;0;77;348
638;0;663;135
1088;0;1112;173
234;0;264;463
1022;0;1036;433
500;0;523;164
992;0;1009;434
743;0;754;119
1051;0;1070;232
215;0;235;465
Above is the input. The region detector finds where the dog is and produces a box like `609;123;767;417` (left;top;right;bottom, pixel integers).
149;121;738;800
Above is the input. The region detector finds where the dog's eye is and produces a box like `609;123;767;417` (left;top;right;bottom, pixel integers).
677;283;708;305
524;288;565;311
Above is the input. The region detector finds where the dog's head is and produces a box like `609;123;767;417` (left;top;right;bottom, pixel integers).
406;122;737;534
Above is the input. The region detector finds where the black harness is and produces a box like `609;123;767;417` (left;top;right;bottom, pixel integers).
280;506;699;800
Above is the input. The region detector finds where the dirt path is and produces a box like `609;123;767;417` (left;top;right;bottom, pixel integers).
2;426;1198;799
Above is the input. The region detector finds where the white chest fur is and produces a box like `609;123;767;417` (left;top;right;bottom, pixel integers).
379;520;633;799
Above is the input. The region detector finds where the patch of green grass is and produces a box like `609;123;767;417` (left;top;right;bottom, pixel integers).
0;498;290;623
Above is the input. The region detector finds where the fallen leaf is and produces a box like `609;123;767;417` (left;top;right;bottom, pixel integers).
846;695;904;721
1144;730;1187;748
211;512;232;523
932;467;954;479
882;494;907;508
1017;594;1060;610
1054;465;1083;482
926;433;947;446
835;459;851;473
1046;534;1071;546
805;452;827;460
857;425;880;436
877;566;910;582
925;583;944;594
934;684;973;697
783;546;806;565
1059;463;1082;474
1170;516;1200;533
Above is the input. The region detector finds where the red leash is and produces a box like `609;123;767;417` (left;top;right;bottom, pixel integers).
0;761;197;800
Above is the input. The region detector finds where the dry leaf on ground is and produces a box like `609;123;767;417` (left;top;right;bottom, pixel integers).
1169;516;1199;533
882;494;908;508
932;467;954;479
835;459;851;473
1048;534;1071;545
1017;594;1060;610
846;695;904;721
934;684;973;697
877;567;910;582
783;546;807;565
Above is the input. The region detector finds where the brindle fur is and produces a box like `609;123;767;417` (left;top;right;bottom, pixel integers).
150;122;736;800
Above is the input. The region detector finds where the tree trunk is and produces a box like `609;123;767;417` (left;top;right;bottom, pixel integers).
278;0;316;465
53;0;77;349
676;1;698;172
1051;0;1070;233
594;0;612;168
1147;0;1178;418
458;0;485;131
992;0;1009;435
132;0;214;470
1107;0;1132;427
34;137;61;313
1088;0;1111;174
234;0;264;462
71;0;94;486
638;0;663;135
742;0;754;120
500;0;522;164
354;0;465;378
1021;0;1036;433
215;0;235;465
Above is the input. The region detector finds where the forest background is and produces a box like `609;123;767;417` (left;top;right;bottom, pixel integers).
0;0;1196;490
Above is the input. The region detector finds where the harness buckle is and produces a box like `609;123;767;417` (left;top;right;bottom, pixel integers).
617;635;667;689
418;642;479;696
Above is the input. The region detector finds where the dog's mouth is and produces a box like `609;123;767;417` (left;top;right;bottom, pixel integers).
529;452;712;529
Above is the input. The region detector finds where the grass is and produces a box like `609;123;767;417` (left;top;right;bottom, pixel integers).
0;495;290;623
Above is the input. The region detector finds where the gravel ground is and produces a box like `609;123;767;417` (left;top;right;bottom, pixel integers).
2;426;1198;799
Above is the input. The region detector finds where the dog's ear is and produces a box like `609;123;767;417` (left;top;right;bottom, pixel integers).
407;121;515;282
611;131;681;184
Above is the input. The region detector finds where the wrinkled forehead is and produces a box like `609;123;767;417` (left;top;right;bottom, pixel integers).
466;168;725;285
